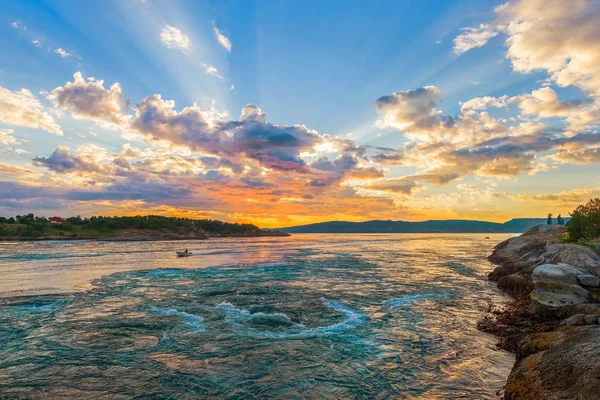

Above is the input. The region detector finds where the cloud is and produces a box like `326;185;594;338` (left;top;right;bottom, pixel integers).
0;86;63;135
456;0;600;97
370;148;406;165
367;178;421;195
32;39;41;47
201;63;223;78
239;104;267;123
54;48;72;58
510;188;598;203
131;97;327;172
457;183;477;191
50;72;128;125
453;24;498;54
0;129;21;145
161;25;190;51
213;27;232;52
460;95;508;112
32;146;105;173
514;87;598;131
66;181;192;202
376;86;454;137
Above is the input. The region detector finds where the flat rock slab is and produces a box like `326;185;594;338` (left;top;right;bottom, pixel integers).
532;263;585;286
531;287;591;307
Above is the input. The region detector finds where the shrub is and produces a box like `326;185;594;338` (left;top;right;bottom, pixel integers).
567;198;600;242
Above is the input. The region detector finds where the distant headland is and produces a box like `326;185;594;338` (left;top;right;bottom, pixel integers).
278;218;565;234
0;214;289;241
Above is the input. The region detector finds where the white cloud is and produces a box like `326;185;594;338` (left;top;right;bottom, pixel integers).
54;48;72;58
230;85;235;90
160;25;190;51
0;86;63;135
201;63;223;78
32;39;41;47
49;72;128;126
453;24;498;54
10;22;19;29
0;129;21;145
213;27;232;52
455;0;600;97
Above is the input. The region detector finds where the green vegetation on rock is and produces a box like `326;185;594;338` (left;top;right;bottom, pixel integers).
567;198;600;242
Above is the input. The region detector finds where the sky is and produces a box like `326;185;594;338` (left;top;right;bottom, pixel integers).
1;0;599;228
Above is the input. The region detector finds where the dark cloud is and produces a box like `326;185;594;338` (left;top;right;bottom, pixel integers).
32;146;103;173
367;178;421;195
65;181;191;202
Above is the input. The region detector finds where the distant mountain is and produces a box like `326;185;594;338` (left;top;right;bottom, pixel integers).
279;218;559;234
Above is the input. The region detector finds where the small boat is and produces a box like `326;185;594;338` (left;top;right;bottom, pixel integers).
176;251;193;257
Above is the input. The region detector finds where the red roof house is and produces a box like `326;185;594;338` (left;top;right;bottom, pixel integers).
50;217;66;224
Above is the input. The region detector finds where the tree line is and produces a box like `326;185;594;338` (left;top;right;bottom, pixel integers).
0;214;261;237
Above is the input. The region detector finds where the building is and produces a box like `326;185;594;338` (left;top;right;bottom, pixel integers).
50;217;66;224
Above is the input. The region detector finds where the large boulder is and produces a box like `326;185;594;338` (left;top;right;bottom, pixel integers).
543;244;600;271
489;238;549;280
505;326;600;400
530;264;591;307
532;263;585;285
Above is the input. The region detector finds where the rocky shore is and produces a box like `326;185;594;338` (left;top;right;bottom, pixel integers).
484;225;600;399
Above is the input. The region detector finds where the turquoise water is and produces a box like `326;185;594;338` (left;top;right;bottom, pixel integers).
0;234;513;398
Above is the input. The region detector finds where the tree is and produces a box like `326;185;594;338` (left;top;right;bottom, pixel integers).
547;213;553;225
557;214;565;226
567;198;600;242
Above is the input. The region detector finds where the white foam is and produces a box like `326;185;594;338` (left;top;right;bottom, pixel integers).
150;307;205;332
381;293;440;313
215;298;366;340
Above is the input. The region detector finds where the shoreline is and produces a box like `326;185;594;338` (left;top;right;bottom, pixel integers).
481;225;600;399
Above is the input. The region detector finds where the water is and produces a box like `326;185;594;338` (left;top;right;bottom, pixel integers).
0;234;514;398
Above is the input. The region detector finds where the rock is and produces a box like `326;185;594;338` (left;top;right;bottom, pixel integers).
563;314;586;326
530;284;591;308
488;236;547;280
532;263;585;286
504;326;600;400
488;227;600;282
529;263;591;307
544;244;600;271
584;314;600;325
497;272;534;299
515;330;568;360
527;224;564;236
577;274;600;287
591;266;600;278
551;303;600;320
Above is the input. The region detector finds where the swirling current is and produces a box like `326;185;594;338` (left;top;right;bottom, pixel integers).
0;234;514;399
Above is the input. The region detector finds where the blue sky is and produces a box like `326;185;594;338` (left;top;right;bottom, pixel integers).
3;0;513;134
1;0;599;226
